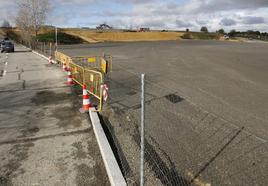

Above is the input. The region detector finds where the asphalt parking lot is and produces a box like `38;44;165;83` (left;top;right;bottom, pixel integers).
59;40;268;185
60;40;268;139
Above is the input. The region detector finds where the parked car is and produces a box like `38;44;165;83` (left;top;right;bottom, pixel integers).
1;41;15;53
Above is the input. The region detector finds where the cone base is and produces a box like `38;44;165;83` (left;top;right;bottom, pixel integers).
79;105;93;113
67;82;74;86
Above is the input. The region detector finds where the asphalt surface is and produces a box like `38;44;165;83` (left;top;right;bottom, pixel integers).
59;40;268;140
59;40;268;185
0;45;109;186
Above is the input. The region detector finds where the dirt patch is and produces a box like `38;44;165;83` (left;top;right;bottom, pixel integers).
75;164;95;186
71;142;88;160
86;138;110;186
0;142;34;183
31;91;72;105
0;176;12;186
20;126;40;137
52;106;82;129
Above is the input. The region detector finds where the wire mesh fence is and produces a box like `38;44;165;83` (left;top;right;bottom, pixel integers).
34;42;56;58
101;65;268;186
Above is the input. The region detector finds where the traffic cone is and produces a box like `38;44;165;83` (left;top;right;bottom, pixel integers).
62;62;67;72
79;85;92;113
48;56;52;64
66;69;74;86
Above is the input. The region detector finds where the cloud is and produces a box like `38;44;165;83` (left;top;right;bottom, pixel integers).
242;16;265;24
220;18;237;26
1;0;268;32
176;20;194;28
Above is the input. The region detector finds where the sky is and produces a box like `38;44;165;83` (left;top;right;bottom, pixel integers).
0;0;268;32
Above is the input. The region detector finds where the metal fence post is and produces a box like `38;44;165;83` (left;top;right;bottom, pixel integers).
140;74;145;186
55;27;58;51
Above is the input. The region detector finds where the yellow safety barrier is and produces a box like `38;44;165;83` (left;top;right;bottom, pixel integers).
84;69;104;111
72;54;112;74
69;62;84;86
55;51;109;111
55;51;73;66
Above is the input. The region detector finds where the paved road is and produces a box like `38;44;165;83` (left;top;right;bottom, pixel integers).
59;40;268;185
0;45;109;186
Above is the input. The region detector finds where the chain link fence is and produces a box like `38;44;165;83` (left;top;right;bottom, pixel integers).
33;41;57;58
102;64;268;186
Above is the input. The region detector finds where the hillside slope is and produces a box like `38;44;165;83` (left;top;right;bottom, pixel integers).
63;29;184;43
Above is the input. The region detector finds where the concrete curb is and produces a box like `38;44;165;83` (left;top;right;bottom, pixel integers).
19;44;56;64
31;50;57;64
89;109;127;186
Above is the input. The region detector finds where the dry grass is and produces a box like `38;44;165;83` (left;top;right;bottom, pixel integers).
0;29;5;37
63;29;184;43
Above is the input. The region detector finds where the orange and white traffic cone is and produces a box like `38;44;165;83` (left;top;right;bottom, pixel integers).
48;56;52;64
79;85;92;113
66;69;74;86
62;62;68;72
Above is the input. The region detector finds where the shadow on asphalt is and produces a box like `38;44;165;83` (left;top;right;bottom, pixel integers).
14;50;32;53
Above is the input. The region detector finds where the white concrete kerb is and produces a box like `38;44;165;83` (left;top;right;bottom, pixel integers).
89;109;127;186
20;45;57;64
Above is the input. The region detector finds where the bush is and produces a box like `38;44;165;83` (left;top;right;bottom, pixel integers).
6;30;20;41
35;32;83;44
193;32;220;40
123;30;137;32
181;33;192;39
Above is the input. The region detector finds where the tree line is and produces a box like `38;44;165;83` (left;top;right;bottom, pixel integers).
196;26;268;40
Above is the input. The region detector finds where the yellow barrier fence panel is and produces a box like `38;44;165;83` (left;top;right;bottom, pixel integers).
84;69;103;111
101;58;107;73
69;62;84;86
72;55;112;75
54;51;73;67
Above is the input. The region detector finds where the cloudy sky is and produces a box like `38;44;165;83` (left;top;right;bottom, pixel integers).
0;0;268;32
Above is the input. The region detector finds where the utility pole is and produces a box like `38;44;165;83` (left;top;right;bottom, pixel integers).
55;26;58;51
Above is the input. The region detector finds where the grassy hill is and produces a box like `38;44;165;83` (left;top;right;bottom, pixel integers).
63;29;185;43
2;27;228;44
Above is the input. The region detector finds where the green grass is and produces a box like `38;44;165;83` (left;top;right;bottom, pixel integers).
36;32;84;44
181;32;221;40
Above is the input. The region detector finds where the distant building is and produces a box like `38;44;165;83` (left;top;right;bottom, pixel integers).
96;24;113;30
139;28;150;32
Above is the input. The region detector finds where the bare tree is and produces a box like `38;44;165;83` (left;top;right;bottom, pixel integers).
16;0;50;47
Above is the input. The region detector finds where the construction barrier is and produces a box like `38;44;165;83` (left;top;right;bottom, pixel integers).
72;54;112;74
69;62;84;86
55;51;73;66
55;51;111;112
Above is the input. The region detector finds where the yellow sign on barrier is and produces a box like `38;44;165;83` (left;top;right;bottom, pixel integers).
88;57;96;63
101;58;107;73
